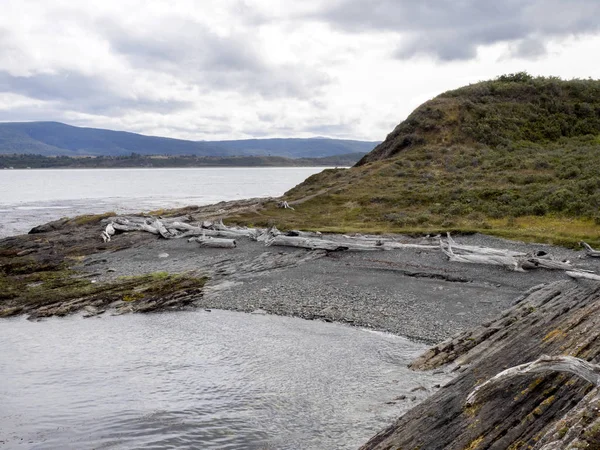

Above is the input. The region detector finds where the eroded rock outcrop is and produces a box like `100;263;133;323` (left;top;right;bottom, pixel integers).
361;280;600;449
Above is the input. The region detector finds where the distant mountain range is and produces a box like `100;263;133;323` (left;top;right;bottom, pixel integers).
0;122;379;158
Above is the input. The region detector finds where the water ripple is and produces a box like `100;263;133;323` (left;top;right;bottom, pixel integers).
0;310;449;449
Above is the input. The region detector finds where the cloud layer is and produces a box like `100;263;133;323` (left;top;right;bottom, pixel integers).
317;0;600;61
0;0;599;140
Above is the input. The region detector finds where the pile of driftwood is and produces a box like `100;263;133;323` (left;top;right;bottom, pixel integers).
100;215;600;280
101;216;257;248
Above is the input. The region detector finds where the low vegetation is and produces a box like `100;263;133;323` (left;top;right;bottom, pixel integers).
0;257;207;317
229;74;600;247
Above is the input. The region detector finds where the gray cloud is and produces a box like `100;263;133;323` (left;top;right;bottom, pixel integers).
103;19;262;72
513;38;547;59
100;18;330;99
0;71;192;115
314;0;600;61
303;121;360;137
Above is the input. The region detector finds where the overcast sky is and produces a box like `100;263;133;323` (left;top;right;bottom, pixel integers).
1;0;599;141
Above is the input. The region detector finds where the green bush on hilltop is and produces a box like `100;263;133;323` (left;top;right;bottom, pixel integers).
360;73;600;165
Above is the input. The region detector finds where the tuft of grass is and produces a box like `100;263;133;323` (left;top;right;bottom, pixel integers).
464;436;484;450
73;212;116;225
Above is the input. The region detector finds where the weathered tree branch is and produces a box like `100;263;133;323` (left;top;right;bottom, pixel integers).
265;235;349;251
466;355;600;406
566;271;600;281
445;233;527;257
277;201;295;210
188;236;237;248
101;223;115;242
581;242;600;258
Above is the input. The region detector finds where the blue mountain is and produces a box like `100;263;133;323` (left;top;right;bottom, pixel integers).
0;121;379;158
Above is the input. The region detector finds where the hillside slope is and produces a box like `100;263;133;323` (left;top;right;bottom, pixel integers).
359;72;600;165
229;74;600;246
0;121;378;158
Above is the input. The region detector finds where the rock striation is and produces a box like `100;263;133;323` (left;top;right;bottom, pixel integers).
361;280;600;449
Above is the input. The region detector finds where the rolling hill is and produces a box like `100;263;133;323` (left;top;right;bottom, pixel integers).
0;121;379;158
228;73;600;246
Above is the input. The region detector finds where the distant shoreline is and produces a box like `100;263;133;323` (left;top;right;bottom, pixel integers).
1;165;348;170
0;153;363;169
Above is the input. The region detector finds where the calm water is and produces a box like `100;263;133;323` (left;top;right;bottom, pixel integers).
0;167;444;449
0;311;445;450
0;167;329;237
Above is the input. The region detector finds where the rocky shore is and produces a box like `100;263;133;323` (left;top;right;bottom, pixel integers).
2;199;600;448
2;199;597;342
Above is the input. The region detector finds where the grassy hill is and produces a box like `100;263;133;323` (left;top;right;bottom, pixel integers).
229;74;600;246
0;121;378;158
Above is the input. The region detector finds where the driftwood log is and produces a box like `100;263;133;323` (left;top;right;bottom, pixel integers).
441;239;525;271
466;355;600;406
286;229;322;238
581;241;600;258
265;235;438;252
445;233;527;257
101;223;115;242
277;201;295;210
520;257;575;271
98;216;600;282
188;236;237;248
257;226;281;242
441;234;577;272
566;271;600;281
266;235;349;251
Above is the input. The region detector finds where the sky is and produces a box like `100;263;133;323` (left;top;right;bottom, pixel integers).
1;0;599;141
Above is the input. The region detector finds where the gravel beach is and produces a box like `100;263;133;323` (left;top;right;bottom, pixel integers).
79;231;600;343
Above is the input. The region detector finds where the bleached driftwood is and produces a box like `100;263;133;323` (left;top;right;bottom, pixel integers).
581;242;600;258
382;242;438;250
521;258;575;271
343;234;437;250
168;221;200;232
256;226;281;242
188;236;237;248
101;223;115;243
265;235;435;252
342;234;385;241
210;219;261;238
566;271;600;281
111;220;159;235
175;228;249;240
151;219;173;239
445;233;527;257
441;235;578;272
102;215;266;242
277;201;295;210
285;230;322;238
441;240;526;271
266;235;349;251
466;355;600;406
